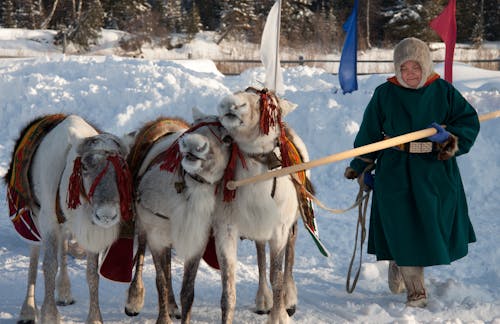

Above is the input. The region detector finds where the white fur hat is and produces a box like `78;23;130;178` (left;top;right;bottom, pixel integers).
393;37;434;89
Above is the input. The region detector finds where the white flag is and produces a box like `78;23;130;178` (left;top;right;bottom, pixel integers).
260;0;284;95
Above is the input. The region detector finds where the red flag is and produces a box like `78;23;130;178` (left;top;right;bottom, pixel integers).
430;0;456;83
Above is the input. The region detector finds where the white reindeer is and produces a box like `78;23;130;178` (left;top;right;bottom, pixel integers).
215;87;309;323
126;112;233;324
6;114;132;324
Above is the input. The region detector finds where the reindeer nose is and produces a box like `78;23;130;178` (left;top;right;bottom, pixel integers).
94;204;119;227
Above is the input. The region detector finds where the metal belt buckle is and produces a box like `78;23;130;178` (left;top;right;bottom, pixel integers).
409;142;433;153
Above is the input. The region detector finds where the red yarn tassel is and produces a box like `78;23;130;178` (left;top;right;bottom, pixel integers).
67;157;83;209
259;92;279;135
108;155;133;222
222;142;247;202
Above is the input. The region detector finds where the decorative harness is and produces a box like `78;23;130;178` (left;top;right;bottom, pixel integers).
66;149;133;222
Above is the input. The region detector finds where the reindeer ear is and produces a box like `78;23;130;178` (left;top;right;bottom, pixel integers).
192;106;207;122
279;98;298;116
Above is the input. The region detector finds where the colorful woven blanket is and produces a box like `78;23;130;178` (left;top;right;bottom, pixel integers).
7;114;67;243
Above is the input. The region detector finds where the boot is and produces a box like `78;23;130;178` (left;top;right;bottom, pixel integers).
388;261;406;294
400;266;427;308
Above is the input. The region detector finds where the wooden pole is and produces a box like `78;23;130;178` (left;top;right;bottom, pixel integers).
226;110;500;190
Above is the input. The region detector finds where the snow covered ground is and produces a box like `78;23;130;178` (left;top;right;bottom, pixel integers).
0;29;499;323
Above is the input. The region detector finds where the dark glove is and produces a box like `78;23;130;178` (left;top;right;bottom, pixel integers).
344;167;358;179
436;134;458;160
428;122;450;143
345;166;374;191
363;172;374;191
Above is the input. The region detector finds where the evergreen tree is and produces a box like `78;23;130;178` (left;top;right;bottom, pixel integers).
381;0;431;43
183;1;202;40
219;0;256;42
2;0;16;27
281;0;315;48
194;0;221;30
165;0;183;33
16;0;38;29
483;0;499;41
101;0;150;32
55;0;105;52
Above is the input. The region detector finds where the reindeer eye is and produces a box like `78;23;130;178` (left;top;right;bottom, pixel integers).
222;135;233;144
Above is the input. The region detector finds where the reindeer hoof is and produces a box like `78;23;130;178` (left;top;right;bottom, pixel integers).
17;321;35;324
254;309;270;315
124;307;140;317
56;299;75;306
286;305;296;316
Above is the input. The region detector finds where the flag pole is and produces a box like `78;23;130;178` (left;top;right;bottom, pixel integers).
226;110;500;190
273;0;282;91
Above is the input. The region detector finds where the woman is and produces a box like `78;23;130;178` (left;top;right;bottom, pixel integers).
344;37;480;307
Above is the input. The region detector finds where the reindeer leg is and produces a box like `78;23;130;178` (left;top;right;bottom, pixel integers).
40;231;61;324
268;239;289;324
216;227;237;324
56;230;75;306
255;241;272;315
180;253;202;323
86;252;103;324
18;245;40;324
164;248;180;319
125;230;146;316
284;222;298;316
151;247;172;324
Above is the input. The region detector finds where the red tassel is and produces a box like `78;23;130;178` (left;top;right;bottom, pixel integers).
108;155;133;222
259;91;279;136
222;142;247;202
67;157;83;209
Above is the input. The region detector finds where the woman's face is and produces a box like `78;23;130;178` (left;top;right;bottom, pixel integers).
400;60;422;88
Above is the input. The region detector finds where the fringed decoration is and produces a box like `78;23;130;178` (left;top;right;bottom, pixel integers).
259;90;280;135
108;155;133;221
279;126;292;168
257;89;291;168
222;142;247;202
159;121;223;173
67;157;83;209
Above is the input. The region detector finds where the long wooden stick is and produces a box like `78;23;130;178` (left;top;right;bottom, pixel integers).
226;110;500;190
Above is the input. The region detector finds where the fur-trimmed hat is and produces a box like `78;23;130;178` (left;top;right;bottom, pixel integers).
393;37;434;89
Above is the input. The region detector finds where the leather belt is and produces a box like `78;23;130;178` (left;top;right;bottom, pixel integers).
384;135;437;153
391;141;437;153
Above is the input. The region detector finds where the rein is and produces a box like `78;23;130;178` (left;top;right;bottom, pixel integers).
289;162;373;293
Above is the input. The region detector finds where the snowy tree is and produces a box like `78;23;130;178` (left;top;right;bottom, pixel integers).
195;0;222;31
15;0;41;29
164;0;183;33
53;0;104;52
183;1;202;40
218;0;257;42
281;0;316;48
483;0;499;41
2;0;16;27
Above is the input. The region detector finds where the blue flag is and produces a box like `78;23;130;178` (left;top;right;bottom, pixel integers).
339;0;358;94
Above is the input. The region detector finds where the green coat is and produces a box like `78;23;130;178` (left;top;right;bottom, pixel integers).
350;78;480;266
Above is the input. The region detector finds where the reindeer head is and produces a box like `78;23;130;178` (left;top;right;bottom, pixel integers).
67;133;132;228
217;87;297;155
